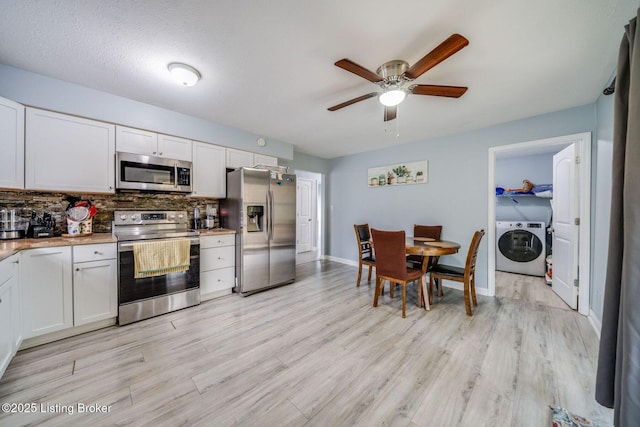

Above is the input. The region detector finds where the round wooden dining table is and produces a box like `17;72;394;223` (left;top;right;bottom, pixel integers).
405;237;461;310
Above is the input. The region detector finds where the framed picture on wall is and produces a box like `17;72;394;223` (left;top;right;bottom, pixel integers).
368;160;428;187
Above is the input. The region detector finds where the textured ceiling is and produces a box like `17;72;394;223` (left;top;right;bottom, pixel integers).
0;0;637;159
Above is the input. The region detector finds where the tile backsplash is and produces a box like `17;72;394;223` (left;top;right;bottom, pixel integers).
0;190;220;234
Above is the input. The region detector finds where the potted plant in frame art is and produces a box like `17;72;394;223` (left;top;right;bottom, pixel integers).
392;165;410;184
415;170;424;182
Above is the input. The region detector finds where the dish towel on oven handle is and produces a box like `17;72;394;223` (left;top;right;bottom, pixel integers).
133;238;191;279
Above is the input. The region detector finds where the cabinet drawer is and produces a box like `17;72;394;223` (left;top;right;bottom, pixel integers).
73;243;117;263
201;267;235;294
201;246;235;271
200;234;235;249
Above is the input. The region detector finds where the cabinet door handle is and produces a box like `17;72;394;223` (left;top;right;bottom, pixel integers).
153;151;157;155
159;152;163;156
13;260;19;264
76;268;80;272
94;251;101;255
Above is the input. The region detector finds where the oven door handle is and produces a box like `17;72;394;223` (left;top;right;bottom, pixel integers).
118;237;200;252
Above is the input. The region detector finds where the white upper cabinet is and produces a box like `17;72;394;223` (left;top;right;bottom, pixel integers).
158;134;192;161
226;148;278;169
226;148;254;169
192;141;226;198
115;126;157;155
254;153;278;167
25;108;115;193
116;126;192;161
0;96;24;189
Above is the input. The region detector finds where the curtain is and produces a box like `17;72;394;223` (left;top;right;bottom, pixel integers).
596;9;640;427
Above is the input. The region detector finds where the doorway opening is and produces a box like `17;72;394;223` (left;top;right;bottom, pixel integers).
294;170;323;264
488;132;592;315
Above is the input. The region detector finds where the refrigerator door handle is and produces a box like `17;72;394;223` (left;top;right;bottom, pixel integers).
266;190;272;241
268;189;275;240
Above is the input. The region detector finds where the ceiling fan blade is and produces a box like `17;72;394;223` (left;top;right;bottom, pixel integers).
335;59;384;83
328;92;378;111
384;105;397;122
404;34;469;79
410;84;468;98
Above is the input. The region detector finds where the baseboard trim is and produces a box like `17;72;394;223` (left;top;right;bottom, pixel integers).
323;255;358;267
438;281;490;296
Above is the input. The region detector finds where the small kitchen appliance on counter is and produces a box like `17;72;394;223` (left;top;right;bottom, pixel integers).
205;204;217;229
27;212;56;238
0;209;28;240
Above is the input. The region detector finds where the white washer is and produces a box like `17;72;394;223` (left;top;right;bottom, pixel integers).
496;221;546;276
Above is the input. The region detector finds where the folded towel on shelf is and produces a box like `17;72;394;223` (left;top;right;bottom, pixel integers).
133;238;191;279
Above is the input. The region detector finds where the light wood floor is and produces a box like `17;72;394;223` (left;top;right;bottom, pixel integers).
495;270;571;311
0;260;610;426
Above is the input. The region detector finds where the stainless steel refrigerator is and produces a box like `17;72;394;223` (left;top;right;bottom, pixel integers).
222;167;296;295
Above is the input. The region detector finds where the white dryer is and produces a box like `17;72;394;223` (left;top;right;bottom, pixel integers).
496;221;546;276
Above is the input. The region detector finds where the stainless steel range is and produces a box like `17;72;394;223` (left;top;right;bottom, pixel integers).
113;210;200;325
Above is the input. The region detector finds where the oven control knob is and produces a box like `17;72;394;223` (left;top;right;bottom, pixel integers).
130;214;137;221
169;214;176;220
120;214;127;221
178;214;184;219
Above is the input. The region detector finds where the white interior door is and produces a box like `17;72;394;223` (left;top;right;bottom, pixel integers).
296;178;313;253
552;144;579;309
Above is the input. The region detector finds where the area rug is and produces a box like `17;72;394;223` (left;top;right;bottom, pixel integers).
550;406;608;427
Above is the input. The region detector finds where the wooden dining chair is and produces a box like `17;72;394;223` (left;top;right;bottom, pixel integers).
354;224;375;286
429;229;485;316
371;229;424;318
407;224;443;270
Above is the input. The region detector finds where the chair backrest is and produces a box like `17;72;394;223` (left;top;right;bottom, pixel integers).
464;229;485;280
354;224;373;259
371;229;407;280
413;224;443;240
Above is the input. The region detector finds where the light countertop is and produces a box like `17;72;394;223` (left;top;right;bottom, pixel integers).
0;233;117;261
0;229;236;261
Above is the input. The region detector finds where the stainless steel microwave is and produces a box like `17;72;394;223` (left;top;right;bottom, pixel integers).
116;152;192;193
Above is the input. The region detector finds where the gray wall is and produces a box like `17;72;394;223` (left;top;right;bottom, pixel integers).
495;153;554;224
0;64;293;160
327;103;597;292
495;153;554;188
591;89;615;322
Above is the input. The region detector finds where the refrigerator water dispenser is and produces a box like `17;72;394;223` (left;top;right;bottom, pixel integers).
246;205;264;232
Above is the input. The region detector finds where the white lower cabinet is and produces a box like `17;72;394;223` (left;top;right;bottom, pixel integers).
21;247;73;339
73;244;117;326
20;243;117;346
0;253;20;379
0;278;14;378
200;234;235;300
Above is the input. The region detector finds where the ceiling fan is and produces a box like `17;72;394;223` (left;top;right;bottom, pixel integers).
328;34;469;121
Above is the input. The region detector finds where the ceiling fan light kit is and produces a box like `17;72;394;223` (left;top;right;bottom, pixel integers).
379;88;406;107
168;62;201;86
328;33;469;121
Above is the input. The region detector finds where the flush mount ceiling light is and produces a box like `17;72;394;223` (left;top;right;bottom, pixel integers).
378;87;406;107
168;62;201;86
